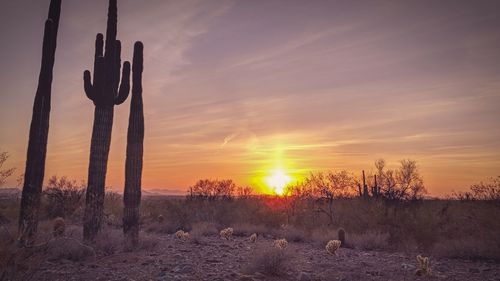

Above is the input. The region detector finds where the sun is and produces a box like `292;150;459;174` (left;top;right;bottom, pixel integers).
265;169;291;195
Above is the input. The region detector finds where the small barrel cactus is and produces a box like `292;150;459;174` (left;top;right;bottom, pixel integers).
175;230;189;240
274;238;288;250
220;227;233;240
326;240;341;255
415;255;432;276
52;217;65;237
249;233;257;243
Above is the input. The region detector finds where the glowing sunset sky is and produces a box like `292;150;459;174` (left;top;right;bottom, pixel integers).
1;0;499;196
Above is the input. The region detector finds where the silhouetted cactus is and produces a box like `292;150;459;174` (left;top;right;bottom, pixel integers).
18;0;61;247
338;228;346;247
123;42;144;248
371;175;380;197
83;0;131;242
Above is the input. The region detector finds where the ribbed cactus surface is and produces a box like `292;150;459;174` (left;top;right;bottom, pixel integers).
123;42;144;248
83;0;130;242
18;0;61;247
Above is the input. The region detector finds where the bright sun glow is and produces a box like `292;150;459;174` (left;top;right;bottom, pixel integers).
265;169;291;195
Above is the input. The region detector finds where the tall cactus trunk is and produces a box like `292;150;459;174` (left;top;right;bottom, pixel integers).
83;0;130;242
83;106;114;240
18;0;61;247
123;42;144;249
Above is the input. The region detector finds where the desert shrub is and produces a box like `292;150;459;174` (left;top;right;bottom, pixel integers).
349;231;390;251
104;191;123;219
244;247;291;276
188;179;236;200
46;237;96;261
94;227;123;256
43;175;85;219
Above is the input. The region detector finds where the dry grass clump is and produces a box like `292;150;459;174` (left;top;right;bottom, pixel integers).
310;228;340;247
279;225;308;242
349;231;389;251
47;237;96;261
415;255;432;276
325;240;341;255
52;217;65;237
93;227;123;256
431;237;500;260
249;233;257;243
190;222;218;244
175;230;190;240
220;227;233;240
232;223;269;237
138;235;160;251
274;238;288;250
244;246;291;276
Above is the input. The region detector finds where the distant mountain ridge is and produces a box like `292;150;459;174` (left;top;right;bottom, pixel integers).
0;187;185;199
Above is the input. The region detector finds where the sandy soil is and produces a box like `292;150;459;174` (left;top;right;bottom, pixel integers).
24;234;500;281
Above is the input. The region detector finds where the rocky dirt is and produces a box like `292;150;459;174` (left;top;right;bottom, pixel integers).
24;234;500;281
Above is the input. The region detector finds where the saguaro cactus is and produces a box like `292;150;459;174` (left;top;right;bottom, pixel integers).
18;0;61;247
83;0;130;241
123;42;144;249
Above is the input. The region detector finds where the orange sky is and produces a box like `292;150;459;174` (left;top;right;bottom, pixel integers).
1;0;500;196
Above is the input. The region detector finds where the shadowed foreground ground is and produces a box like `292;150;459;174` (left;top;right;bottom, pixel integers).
29;234;499;281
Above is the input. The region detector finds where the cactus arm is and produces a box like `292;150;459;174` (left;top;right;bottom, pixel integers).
83;70;94;100
115;61;130;105
93;34;104;82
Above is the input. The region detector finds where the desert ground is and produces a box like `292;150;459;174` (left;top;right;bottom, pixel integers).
4;228;498;281
2;182;500;281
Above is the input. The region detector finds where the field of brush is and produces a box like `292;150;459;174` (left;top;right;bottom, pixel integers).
1;194;499;280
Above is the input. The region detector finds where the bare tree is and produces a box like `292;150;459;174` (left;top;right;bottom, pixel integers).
237;186;253;198
307;171;356;225
375;159;426;201
397;159;426;200
282;182;314;224
189;179;236;200
0;152;16;187
455;176;500;202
